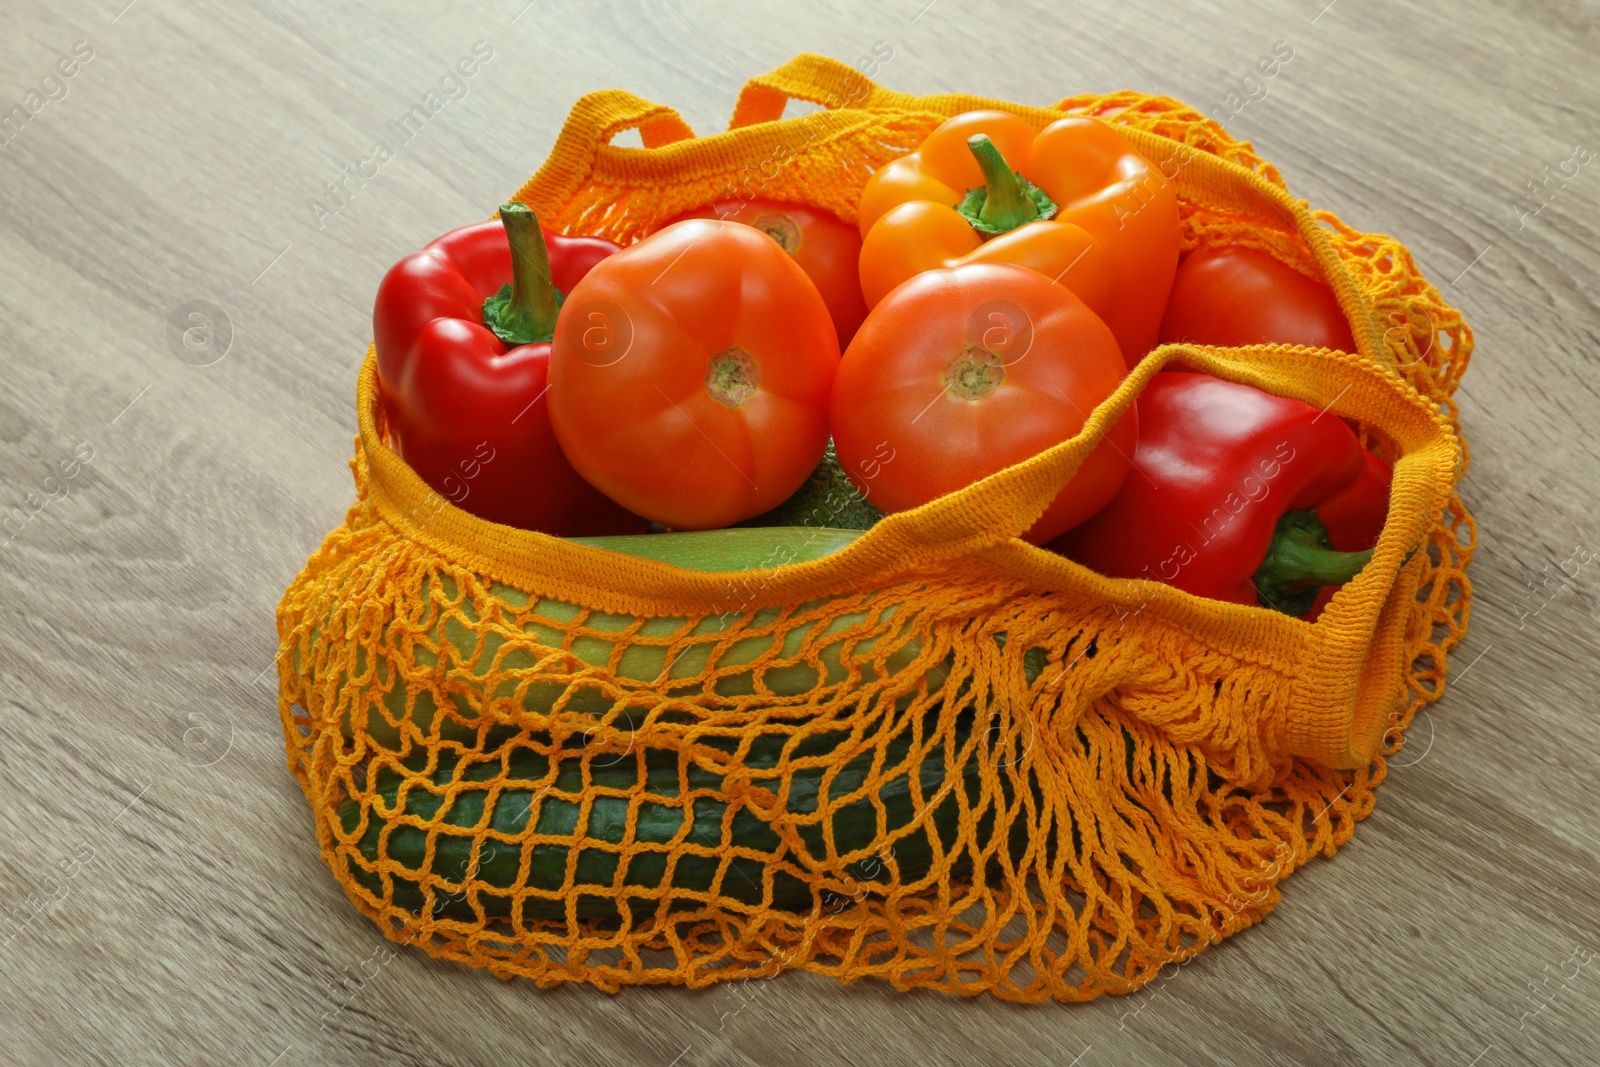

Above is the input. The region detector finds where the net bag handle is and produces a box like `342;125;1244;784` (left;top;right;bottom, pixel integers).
729;53;890;128
509;89;697;217
564;88;697;148
886;339;1454;557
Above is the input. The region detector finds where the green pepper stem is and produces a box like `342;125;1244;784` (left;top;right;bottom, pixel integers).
1254;509;1375;615
967;135;1040;231
482;202;561;346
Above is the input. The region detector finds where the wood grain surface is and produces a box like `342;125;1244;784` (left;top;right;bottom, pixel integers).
2;0;1597;1064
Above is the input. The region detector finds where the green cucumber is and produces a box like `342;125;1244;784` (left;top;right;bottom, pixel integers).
339;727;971;923
338;649;1051;924
738;442;884;532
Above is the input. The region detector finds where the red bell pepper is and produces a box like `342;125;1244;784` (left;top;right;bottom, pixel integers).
1051;371;1390;616
373;203;643;534
1302;448;1393;619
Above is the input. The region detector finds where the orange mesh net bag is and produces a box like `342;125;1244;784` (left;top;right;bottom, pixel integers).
275;55;1474;1001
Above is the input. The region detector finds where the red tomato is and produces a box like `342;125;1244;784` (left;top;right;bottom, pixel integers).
1159;245;1356;351
548;220;839;530
655;198;868;348
831;263;1134;545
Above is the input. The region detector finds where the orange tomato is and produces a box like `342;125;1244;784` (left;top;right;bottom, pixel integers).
655;198;869;348
548;220;840;530
831;263;1135;544
1160;245;1357;351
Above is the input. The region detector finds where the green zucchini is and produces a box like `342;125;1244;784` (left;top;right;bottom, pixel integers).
569;525;863;571
343;526;941;749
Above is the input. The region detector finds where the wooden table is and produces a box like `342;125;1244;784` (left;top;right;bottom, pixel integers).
2;1;1595;1064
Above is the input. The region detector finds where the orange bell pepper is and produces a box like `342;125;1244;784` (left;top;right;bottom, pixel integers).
857;110;1179;365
